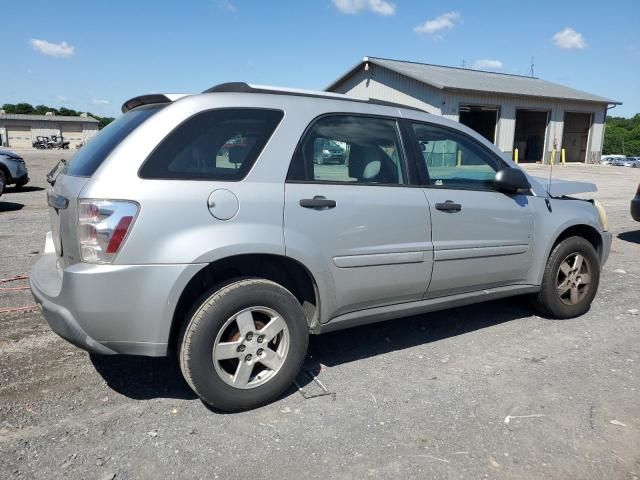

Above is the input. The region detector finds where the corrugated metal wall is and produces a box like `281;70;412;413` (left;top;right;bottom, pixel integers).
331;64;607;163
0;120;99;149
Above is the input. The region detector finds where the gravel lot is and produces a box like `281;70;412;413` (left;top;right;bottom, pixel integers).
1;151;639;479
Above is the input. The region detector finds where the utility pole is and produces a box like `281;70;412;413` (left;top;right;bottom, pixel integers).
461;59;466;69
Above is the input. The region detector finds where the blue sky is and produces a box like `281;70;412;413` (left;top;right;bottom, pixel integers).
2;0;639;118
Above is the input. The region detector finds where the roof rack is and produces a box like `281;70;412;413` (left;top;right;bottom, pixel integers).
202;82;427;113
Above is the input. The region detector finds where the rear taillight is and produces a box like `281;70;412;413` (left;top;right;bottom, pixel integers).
78;200;139;263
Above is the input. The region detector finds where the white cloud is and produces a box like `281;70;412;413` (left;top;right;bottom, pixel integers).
91;99;109;105
552;27;586;49
471;59;503;70
332;0;396;16
217;0;236;12
29;38;75;58
56;95;68;102
414;11;460;35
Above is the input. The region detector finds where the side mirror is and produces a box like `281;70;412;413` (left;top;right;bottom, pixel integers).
494;167;531;194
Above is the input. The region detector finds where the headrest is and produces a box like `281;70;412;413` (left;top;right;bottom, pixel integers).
348;144;385;180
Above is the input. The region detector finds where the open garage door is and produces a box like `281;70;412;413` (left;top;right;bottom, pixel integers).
562;112;592;163
459;105;498;143
514;110;549;163
7;125;32;149
61;123;83;148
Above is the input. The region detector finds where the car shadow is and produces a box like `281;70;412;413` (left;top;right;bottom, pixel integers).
0;201;24;212
90;354;197;401
4;186;45;193
618;230;640;245
307;297;531;368
90;297;532;408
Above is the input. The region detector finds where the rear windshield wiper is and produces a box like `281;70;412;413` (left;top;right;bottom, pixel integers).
46;158;67;186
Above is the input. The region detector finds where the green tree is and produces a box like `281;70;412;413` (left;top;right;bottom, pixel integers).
58;107;79;116
2;102;35;114
34;104;59;115
604;114;640;155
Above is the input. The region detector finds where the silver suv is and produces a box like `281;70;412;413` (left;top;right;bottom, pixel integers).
0;147;29;196
31;83;612;411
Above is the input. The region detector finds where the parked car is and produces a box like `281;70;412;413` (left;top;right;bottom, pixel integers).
0;147;29;196
623;157;640;168
313;138;345;164
49;135;70;150
31;83;612;411
33;136;52;149
632;183;640;221
600;155;626;166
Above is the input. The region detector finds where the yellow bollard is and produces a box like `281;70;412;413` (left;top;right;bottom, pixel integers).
514;148;519;164
561;148;566;165
456;150;462;167
550;150;556;165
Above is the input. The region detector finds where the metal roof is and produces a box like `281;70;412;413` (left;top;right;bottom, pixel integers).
0;113;99;123
328;56;621;105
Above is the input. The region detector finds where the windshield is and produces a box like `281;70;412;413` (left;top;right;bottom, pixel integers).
66;104;164;177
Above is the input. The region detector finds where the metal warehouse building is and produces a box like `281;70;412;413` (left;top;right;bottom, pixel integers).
0;112;99;149
328;57;621;164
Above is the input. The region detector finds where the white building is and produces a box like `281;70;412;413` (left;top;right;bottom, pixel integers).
327;57;621;163
0;112;99;149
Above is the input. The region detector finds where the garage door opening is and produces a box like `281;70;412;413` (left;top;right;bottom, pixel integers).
562;112;592;163
513;110;549;163
459;105;498;143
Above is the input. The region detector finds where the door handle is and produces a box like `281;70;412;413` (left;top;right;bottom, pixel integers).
299;196;336;209
435;200;462;212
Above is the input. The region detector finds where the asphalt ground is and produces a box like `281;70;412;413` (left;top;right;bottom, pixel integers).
1;150;639;479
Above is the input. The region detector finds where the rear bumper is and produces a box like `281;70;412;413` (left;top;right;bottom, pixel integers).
632;196;640;222
30;244;206;356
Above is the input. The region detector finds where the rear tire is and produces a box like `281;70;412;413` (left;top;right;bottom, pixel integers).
533;236;600;318
179;278;309;412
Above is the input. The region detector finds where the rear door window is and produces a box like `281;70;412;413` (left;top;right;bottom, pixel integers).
287;115;406;185
139;108;284;181
66;104;163;177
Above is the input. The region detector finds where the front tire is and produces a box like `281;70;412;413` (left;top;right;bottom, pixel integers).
533;236;600;318
179;279;309;412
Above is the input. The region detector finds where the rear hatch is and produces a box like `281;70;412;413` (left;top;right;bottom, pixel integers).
47;104;164;268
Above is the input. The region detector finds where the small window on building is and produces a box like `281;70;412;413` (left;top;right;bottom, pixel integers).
140;108;284;181
288;115;406;185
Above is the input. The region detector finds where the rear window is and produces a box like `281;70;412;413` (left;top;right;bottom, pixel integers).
66;104;163;177
139;108;284;181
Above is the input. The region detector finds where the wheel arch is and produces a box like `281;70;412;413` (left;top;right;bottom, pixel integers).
551;223;603;258
168;253;319;352
0;163;12;183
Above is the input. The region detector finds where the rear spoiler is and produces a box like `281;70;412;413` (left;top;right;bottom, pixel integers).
121;93;189;113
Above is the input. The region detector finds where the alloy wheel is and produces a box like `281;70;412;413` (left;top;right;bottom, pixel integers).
212;306;290;389
556;252;592;306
